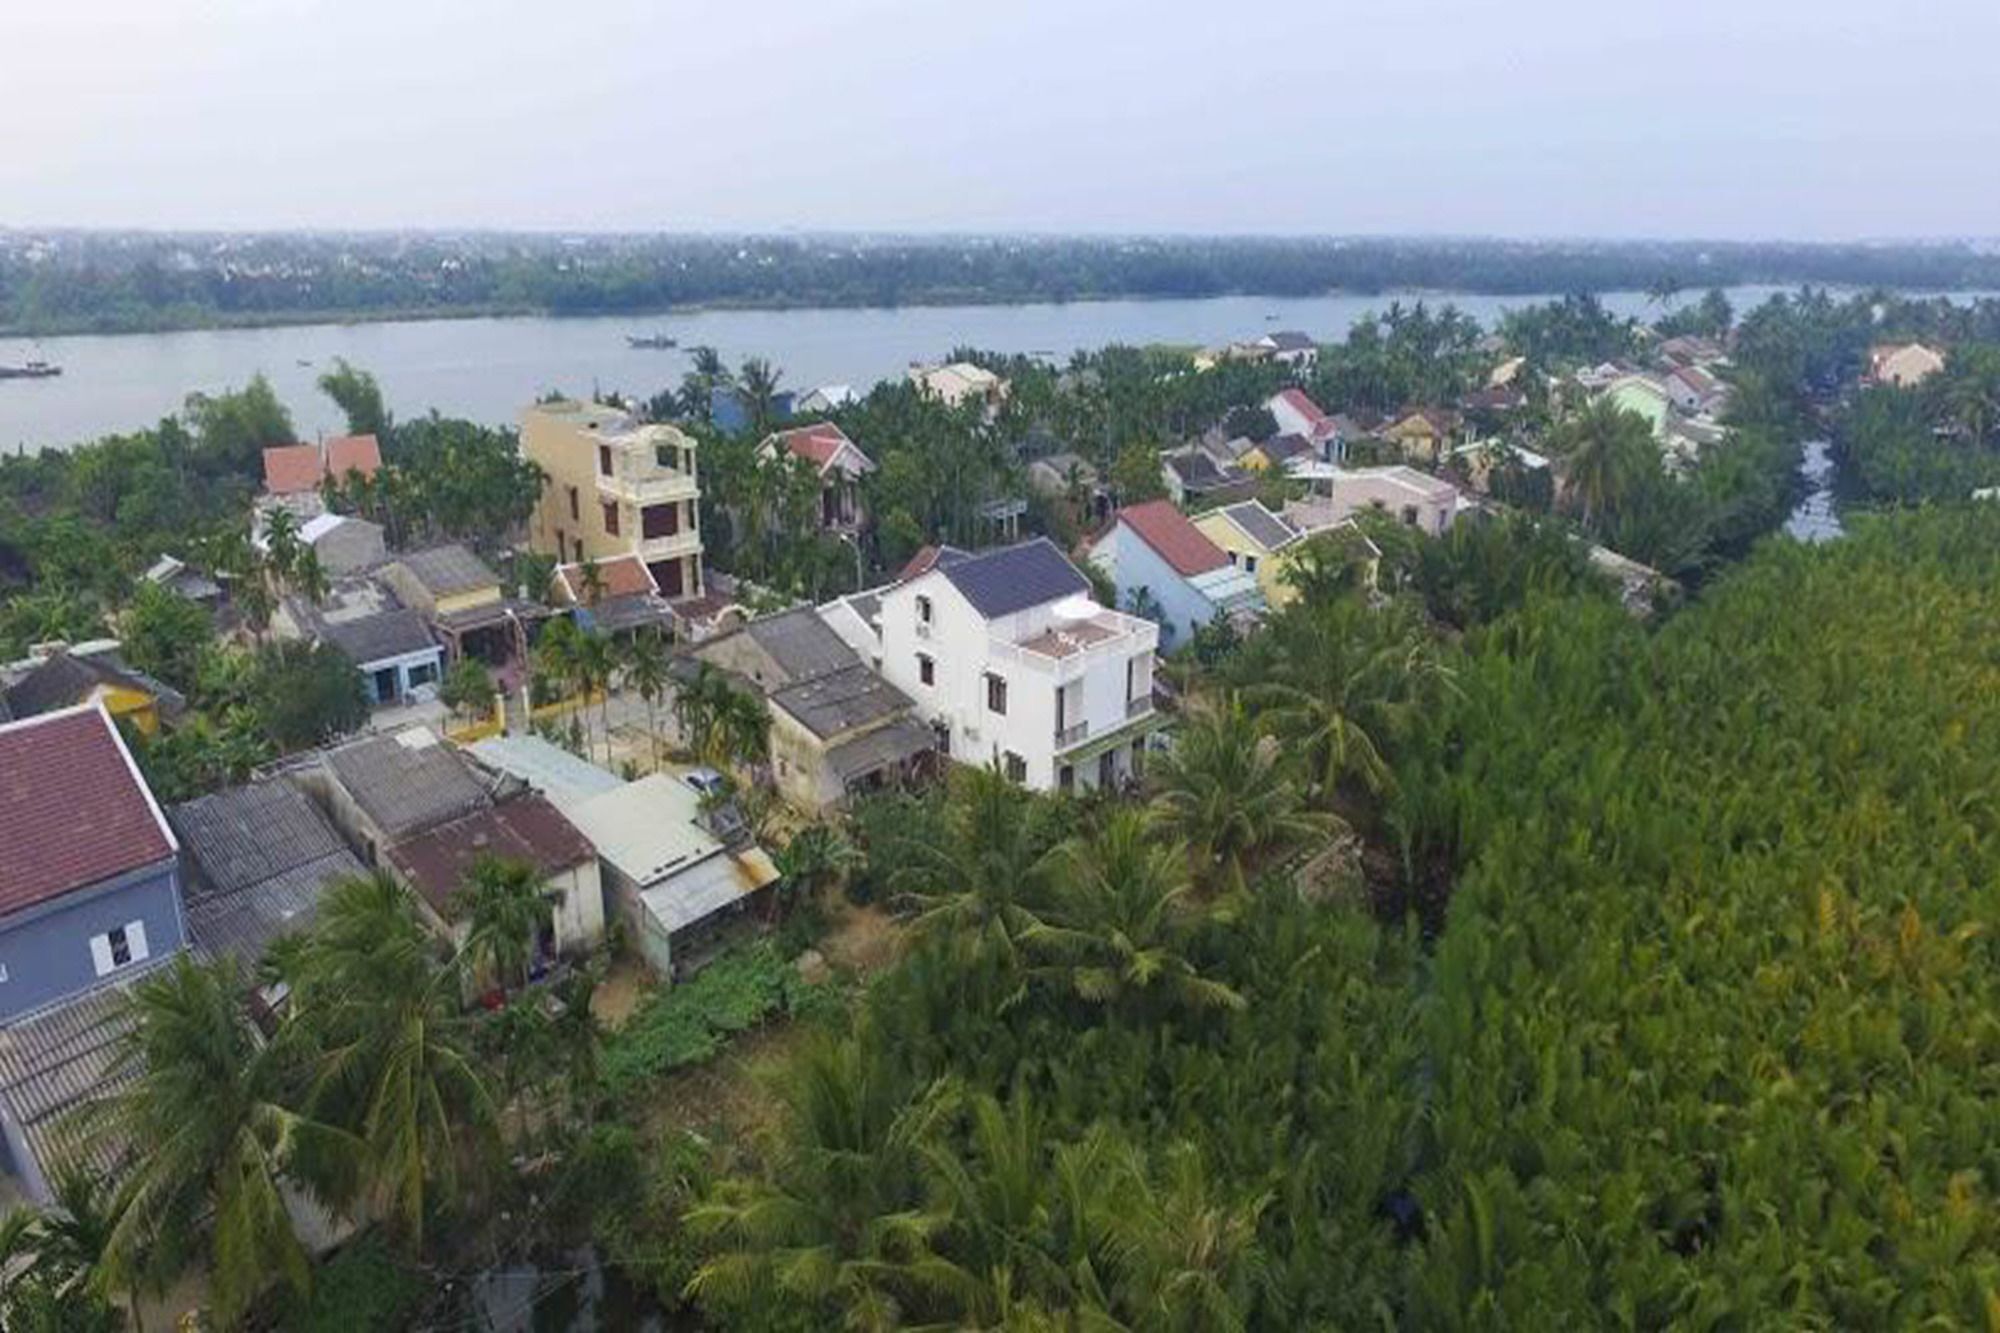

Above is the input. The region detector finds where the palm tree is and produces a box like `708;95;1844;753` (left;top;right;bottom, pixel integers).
297;873;498;1253
534;614;582;730
572;631;617;767
1096;1141;1271;1332
620;630;672;770
893;766;1059;983
263;506;302;583
291;545;330;607
718;686;771;772
739;357;785;436
685;1032;952;1320
456;856;554;997
89;955;354;1326
1552;399;1653;529
578;558;607;608
1027;808;1243;1016
673;660;735;762
1149;694;1333;894
775;822;863;921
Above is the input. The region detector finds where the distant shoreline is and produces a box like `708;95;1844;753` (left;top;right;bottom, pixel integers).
0;280;1977;342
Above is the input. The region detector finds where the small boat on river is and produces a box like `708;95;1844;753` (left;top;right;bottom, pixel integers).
626;333;677;349
0;360;60;380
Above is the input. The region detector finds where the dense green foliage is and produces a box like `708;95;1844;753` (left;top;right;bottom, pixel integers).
674;504;2000;1328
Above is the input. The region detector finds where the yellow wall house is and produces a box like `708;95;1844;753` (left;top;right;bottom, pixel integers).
1382;409;1455;463
520;401;705;601
1;643;184;737
1193;501;1306;608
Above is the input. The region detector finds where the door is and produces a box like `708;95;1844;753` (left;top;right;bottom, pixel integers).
372;666;398;702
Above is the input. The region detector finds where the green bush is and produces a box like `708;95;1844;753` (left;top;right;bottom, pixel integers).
600;942;819;1096
288;1236;423;1333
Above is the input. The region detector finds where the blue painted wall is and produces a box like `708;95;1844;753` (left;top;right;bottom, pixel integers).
1088;525;1217;650
0;860;188;1022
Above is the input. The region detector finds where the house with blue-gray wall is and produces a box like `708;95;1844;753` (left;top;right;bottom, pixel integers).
1086;500;1264;649
0;703;191;1201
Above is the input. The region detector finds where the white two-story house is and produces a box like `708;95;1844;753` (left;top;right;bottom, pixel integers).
875;539;1162;794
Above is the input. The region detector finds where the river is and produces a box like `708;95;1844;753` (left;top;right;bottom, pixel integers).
0;286;1824;454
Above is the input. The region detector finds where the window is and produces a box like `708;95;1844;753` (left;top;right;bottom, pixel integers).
918;653;935;686
1003;752;1027;783
602;501;620;536
986;672;1007;715
916;594;933;624
1401;505;1419;527
642;504;679;539
1058;765;1075;792
598;444;613;477
555;528;566;557
656;444;678;471
89;921;149;978
568;486;580;521
1243;554;1259;573
1226;551;1239;566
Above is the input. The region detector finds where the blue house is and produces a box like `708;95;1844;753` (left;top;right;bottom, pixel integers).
0;704;190;1200
710;385;794;435
1086;501;1264;649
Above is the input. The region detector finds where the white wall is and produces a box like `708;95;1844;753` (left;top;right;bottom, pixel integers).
878;573;1155;792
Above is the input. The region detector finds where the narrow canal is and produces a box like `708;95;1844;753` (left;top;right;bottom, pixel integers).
1784;439;1844;542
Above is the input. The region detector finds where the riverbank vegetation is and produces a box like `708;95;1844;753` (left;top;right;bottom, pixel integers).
12;233;2000;335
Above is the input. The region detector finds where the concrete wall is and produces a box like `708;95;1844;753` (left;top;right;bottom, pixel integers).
0;860;187;1022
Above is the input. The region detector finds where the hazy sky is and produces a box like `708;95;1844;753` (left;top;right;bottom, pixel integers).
6;0;1997;239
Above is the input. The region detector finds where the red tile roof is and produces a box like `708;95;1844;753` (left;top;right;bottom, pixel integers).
1114;500;1230;577
1273;388;1330;430
0;707;174;918
261;444;324;495
558;555;656;603
262;436;383;495
768;423;870;475
896;544;971;584
386;794;594;917
325;434;383;482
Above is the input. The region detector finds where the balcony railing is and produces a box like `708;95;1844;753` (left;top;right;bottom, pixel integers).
1126;694;1154;721
1055;720;1090;748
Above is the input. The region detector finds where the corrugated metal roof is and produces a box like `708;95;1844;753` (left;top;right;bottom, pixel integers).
1215;501;1301;553
326;730;492;840
741;608;861;684
561;774;716;888
172;780;348;896
771;664;914;741
315;607;439;667
640;850;774;935
393;545;501;599
467;735;625;809
826;715;936;780
187;849;360;968
386;794;595;916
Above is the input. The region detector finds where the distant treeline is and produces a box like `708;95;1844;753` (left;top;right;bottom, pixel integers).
4;233;2000;334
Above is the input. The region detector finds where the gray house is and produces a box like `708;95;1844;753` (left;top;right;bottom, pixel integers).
0;704;190;1202
171;779;365;970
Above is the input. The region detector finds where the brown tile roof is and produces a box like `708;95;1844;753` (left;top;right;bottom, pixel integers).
1114;500;1230;577
0;707;174;918
261;444;324;495
324;434;382;481
767;423;871;475
386;794;594;917
262;436;383;495
896;543;971;584
557;555;656;603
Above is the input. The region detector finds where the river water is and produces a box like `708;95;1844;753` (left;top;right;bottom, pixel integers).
0;285;1819;453
1785;439;1844;542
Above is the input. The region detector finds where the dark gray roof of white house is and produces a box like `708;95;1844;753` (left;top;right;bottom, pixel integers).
937;538;1091;619
1266;330;1316;352
392;544;500;598
325;731;493;840
771;663;914;741
313;607;438;667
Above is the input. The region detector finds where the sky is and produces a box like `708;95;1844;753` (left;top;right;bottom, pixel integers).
5;0;1998;240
